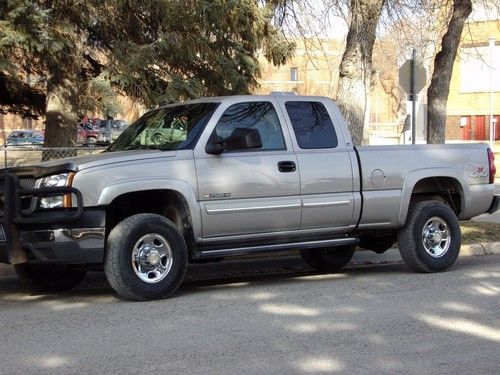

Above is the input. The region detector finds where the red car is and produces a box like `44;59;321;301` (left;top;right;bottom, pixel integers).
77;123;101;145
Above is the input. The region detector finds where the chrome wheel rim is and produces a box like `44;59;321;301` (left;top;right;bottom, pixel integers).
131;233;173;283
422;216;451;258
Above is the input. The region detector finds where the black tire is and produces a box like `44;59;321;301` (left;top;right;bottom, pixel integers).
398;201;461;273
104;213;187;301
359;235;396;254
86;136;97;145
14;264;86;292
300;246;355;272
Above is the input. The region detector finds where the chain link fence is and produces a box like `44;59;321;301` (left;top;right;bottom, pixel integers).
0;146;107;168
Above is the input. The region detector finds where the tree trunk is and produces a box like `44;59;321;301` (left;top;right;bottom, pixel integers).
43;72;79;160
427;0;472;144
336;0;385;145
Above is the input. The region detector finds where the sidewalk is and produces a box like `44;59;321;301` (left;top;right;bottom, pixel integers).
351;241;500;266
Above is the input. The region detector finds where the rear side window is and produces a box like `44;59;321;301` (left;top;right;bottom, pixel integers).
285;101;338;149
211;102;285;151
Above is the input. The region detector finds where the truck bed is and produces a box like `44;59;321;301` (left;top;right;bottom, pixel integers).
355;143;495;228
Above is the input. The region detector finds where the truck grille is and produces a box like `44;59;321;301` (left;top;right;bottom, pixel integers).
19;177;35;190
0;177;36;213
19;178;36;191
18;178;36;210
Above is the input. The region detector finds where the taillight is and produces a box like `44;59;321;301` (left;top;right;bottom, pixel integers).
487;148;496;184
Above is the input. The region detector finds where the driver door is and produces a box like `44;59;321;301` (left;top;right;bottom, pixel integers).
194;100;301;238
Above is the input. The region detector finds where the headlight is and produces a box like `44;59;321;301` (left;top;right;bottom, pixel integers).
37;173;74;209
39;173;69;188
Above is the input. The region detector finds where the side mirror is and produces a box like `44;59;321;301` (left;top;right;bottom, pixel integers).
206;128;263;155
205;136;225;155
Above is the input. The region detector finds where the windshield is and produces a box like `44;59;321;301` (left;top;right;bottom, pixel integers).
107;103;219;152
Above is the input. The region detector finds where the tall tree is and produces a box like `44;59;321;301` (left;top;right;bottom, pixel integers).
0;0;294;147
426;0;473;143
335;0;386;145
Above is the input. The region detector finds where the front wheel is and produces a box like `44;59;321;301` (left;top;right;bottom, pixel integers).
104;213;187;301
300;246;355;273
398;201;461;273
15;264;87;292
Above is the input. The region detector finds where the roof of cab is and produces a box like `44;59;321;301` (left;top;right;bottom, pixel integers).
158;93;335;109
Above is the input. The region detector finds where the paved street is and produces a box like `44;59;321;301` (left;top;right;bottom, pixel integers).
0;254;499;374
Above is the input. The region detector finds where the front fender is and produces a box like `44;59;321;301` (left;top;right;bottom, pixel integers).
98;178;202;239
397;168;469;226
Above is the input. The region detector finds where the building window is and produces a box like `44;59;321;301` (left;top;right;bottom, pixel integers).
290;67;298;81
460;45;500;93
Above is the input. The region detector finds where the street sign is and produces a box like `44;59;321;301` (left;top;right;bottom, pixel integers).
399;59;427;94
399;51;427;145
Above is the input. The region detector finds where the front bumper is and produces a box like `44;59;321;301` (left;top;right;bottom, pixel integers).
0;172;105;265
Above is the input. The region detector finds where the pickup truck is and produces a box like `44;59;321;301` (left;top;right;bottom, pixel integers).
0;94;498;300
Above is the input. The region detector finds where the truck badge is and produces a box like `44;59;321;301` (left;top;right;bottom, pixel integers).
465;164;488;179
203;193;231;199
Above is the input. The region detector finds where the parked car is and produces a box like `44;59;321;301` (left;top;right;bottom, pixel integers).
97;119;130;143
77;123;108;145
5;130;44;147
0;94;498;301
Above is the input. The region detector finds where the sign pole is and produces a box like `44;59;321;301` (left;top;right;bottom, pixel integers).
398;52;426;145
411;49;417;145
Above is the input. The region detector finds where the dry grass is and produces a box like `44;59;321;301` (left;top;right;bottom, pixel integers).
461;221;500;244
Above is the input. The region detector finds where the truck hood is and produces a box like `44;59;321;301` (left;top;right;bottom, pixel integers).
51;149;178;171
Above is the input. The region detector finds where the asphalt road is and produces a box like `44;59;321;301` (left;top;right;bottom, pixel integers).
0;254;499;374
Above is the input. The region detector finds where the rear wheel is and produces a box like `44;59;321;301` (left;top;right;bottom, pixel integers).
398;201;461;272
14;264;87;292
104;213;187;301
300;246;355;272
86;136;97;145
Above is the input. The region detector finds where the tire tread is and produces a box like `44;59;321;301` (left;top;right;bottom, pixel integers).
398;201;460;273
104;213;187;301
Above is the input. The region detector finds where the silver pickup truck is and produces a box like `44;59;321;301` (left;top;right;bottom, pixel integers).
1;94;498;300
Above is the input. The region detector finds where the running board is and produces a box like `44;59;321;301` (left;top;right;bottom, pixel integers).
197;237;360;258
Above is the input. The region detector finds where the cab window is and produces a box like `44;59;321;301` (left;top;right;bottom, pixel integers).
210;102;285;151
285;101;338;149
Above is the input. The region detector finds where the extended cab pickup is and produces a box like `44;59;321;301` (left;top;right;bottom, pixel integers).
1;94;498;300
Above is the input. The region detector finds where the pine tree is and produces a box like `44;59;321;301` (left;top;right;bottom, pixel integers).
0;0;294;147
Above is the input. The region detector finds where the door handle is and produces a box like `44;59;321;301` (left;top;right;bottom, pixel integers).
278;161;296;173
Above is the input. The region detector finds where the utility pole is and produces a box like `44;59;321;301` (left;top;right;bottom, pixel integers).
489;37;495;144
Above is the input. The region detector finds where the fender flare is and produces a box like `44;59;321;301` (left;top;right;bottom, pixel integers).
98;178;202;239
397;168;469;226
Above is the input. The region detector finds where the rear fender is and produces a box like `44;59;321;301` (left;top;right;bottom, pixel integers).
397;169;468;226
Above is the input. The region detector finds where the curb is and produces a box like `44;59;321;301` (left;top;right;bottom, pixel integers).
461;241;500;256
351;241;500;265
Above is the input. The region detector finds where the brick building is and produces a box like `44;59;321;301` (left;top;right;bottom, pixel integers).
445;19;500;141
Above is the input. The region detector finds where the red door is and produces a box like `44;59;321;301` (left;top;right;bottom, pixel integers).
474;115;486;140
495;115;500;141
460;116;471;140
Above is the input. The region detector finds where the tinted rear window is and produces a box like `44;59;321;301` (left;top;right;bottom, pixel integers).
285;101;338;149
